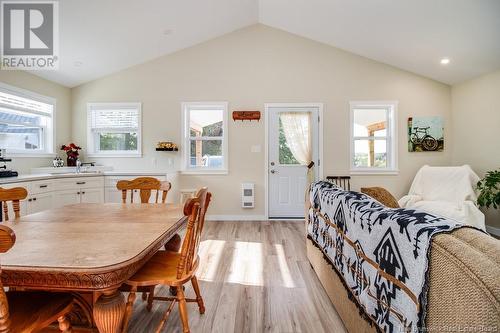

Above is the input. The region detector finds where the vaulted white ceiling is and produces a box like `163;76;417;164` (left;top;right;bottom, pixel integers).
259;0;500;86
32;0;500;87
33;0;259;87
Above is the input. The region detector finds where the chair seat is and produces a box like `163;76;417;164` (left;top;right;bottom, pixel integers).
7;291;73;332
126;251;197;287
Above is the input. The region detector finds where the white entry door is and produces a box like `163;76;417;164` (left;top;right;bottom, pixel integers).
267;105;320;218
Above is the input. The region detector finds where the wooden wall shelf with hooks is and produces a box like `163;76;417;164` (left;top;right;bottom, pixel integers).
232;111;261;121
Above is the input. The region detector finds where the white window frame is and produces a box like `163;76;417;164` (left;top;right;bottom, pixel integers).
87;102;142;158
349;101;398;175
181;102;228;175
0;82;56;157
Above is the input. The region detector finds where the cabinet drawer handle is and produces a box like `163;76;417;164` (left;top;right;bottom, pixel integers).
76;182;86;185
39;185;48;188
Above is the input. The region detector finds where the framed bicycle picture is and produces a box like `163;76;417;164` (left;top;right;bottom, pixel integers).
408;116;444;152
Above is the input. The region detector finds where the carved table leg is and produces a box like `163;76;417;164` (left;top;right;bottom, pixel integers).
93;290;125;333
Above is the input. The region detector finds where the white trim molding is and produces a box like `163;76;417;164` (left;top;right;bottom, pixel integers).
0;81;56;156
206;215;268;221
180;101;229;175
86;102;142;158
349;100;399;175
264;102;324;219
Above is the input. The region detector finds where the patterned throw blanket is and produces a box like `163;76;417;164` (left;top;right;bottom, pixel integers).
307;181;464;333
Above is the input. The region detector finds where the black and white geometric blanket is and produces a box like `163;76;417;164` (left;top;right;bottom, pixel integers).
307;181;464;333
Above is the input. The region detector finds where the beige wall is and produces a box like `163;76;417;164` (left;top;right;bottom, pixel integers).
451;70;500;228
0;71;72;173
3;25;497;225
71;25;452;217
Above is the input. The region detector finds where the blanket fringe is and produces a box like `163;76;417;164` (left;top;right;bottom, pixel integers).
307;234;383;333
417;225;484;331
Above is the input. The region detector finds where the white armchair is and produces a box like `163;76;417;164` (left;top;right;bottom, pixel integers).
399;165;485;230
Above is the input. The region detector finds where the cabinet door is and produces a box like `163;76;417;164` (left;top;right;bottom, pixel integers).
105;188;123;203
81;187;104;204
52;189;81;208
28;192;54;214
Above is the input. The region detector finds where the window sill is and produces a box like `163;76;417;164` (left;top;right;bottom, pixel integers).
87;153;142;158
7;153;57;158
181;169;228;175
350;169;399;176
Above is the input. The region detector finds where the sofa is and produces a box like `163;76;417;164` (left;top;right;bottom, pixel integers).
399;165;485;230
306;185;500;333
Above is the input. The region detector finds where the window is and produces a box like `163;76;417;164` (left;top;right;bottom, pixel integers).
350;101;398;174
0;82;55;156
87;103;141;157
182;102;228;174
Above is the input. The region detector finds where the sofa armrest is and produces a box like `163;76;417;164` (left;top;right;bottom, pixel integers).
426;229;500;331
398;194;422;207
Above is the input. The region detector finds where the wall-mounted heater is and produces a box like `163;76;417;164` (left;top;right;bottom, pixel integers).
241;183;255;208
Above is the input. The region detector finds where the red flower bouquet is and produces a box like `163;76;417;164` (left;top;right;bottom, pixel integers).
61;143;81;166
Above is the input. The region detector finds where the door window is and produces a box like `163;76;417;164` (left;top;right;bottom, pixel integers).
278;112;311;166
279;117;299;165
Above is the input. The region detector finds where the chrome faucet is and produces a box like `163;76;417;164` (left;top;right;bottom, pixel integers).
76;159;82;173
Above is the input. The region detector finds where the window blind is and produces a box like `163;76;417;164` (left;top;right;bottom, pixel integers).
0;90;53;116
90;108;139;131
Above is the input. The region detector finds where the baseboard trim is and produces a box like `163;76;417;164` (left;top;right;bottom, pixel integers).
486;225;500;237
206;214;268;221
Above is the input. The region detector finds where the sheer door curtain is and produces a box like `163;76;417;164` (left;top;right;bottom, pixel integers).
280;112;314;182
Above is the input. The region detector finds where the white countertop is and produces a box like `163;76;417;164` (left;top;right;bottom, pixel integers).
103;171;175;176
0;171;177;185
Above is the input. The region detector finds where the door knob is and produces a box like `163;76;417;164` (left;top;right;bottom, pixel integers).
270;169;277;174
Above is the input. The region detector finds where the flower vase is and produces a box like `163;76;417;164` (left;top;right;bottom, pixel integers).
67;155;77;167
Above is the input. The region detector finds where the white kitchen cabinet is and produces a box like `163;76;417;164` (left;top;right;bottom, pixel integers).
27;192;54;214
31;179;54;194
27;179;54;214
105;187;123;203
52;189;81;208
0;180;54;217
80;187;104;203
52;188;104;207
52;176;104;206
1;173;175;221
54;177;104;191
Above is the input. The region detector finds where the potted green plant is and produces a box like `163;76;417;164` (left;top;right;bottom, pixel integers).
477;169;500;209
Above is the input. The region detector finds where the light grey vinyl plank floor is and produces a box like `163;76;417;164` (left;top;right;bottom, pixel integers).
126;221;346;333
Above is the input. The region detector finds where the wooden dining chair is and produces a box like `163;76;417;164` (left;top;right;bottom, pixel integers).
116;177;173;301
116;177;171;204
0;187;28;221
0;225;74;332
325;176;351;190
121;188;211;333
